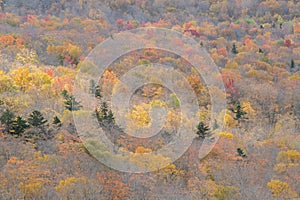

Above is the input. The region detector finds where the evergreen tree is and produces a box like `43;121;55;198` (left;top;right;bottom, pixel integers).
232;43;238;54
62;90;82;111
95;102;115;126
95;86;102;99
291;59;295;71
53;116;61;126
107;110;115;124
0;109;15;133
101;101;108;119
10;116;29;136
230;100;247;121
237;148;247;158
196;122;210;138
28;110;47;127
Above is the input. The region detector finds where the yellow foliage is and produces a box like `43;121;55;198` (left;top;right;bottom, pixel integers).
16;48;39;65
219;132;233;139
55;177;86;192
126;103;151;128
135;146;152;153
224;112;237;128
267;179;298;198
0;70;15;93
277;150;300;163
10;67;31;91
102;70;119;97
130;149;171;171
225;60;239;69
241;101;255;116
273;163;286;173
19;182;42;198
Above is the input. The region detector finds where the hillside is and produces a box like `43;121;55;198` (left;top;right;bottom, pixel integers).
0;0;300;199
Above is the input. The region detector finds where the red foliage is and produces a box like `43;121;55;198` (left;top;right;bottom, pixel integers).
45;68;54;78
184;29;200;37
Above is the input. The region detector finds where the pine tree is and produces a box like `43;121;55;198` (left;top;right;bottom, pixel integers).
107;110;115;124
53;116;61;126
95;86;102;99
62;90;82;111
28;110;47;127
196;122;210;138
95;102;115;126
230;100;247;121
101;102;108;119
290;59;295;72
237;148;247;158
10;116;29;136
0;109;15;133
232;43;238;54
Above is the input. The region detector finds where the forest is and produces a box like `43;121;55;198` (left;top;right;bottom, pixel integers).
0;0;300;199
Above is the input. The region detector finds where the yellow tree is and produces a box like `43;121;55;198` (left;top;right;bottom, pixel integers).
267;179;298;199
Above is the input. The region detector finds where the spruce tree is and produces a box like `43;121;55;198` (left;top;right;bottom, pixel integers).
0;109;15;133
232;43;238;54
196;122;210;138
291;59;295;71
237;148;247;158
53;116;61;126
10;116;29;136
62;90;82;111
230;100;247;121
95;86;102;99
28;110;47;127
107;110;115;124
101;102;108;119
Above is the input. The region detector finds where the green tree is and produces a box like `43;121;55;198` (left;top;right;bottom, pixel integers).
232;43;238;54
95;101;115;126
0;109;15;133
62;90;82;111
290;59;295;72
53;116;61;126
28;111;47;127
10;116;29;136
196;122;210;138
229;100;247;121
237;148;247;158
95;86;102;99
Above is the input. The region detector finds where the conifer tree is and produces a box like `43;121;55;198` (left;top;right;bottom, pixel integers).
196;122;210;138
237;148;247;158
10;116;29;136
232;43;238;54
28;110;47;127
0;109;15;133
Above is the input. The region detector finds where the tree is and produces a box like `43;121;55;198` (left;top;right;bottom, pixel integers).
28;111;47;127
229;100;247;122
95;101;115;126
10;116;29;136
0;109;15;133
95;86;102;98
290;59;295;72
196;122;210;138
62;90;82;111
53;116;61;126
237;148;247;158
232;43;238;54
